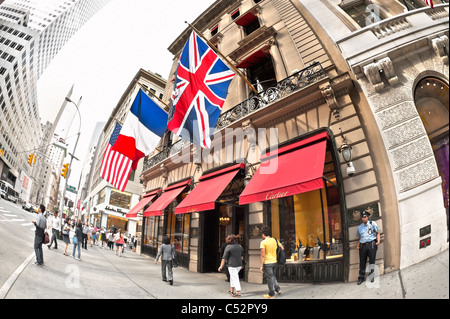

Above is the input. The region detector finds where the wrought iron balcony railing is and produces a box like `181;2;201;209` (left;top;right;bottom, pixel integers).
143;61;326;172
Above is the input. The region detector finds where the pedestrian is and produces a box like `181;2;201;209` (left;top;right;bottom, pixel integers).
82;222;89;250
108;230;115;250
133;235;137;251
219;235;231;282
100;227;107;248
88;224;94;247
218;235;244;297
31;204;47;266
259;227;283;298
93;225;98;245
155;236;175;285
72;221;83;260
45;211;53;242
47;211;60;249
114;229;124;257
62;217;71;256
356;210;380;285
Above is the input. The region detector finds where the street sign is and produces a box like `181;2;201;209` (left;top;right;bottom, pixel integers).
66;185;77;193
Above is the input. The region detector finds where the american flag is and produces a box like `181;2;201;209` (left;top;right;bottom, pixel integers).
425;0;434;8
167;31;235;149
99;122;132;191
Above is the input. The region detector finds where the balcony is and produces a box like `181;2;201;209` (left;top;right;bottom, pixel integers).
336;4;449;75
142;61;326;173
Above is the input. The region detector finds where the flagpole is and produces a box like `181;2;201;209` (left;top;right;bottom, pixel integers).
402;0;410;10
136;81;171;110
185;21;258;94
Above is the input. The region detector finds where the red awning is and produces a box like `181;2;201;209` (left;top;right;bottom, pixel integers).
126;189;161;218
235;11;258;27
175;163;245;214
143;179;192;217
236;49;270;69
239;132;329;205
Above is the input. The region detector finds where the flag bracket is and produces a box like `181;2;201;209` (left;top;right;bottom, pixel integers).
136;81;170;110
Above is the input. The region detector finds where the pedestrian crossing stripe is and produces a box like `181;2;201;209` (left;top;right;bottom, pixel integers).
21;223;33;226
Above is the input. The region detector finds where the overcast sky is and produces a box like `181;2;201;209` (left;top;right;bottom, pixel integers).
36;0;215;187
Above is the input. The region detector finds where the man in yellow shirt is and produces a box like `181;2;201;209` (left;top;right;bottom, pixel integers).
260;227;283;298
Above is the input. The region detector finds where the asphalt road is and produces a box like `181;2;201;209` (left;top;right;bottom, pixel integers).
0;198;37;289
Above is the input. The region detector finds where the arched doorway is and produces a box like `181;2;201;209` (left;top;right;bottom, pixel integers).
414;77;449;230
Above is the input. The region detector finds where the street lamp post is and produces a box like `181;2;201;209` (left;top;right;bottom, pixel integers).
59;96;82;226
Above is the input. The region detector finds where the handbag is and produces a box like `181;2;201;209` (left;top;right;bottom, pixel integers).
43;231;50;244
275;238;286;265
72;235;78;244
171;244;178;267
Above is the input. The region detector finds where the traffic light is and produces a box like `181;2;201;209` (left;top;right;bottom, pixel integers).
61;163;69;178
0;149;3;157
27;154;35;166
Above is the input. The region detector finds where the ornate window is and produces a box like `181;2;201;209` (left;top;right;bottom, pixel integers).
340;0;385;28
414;77;449;228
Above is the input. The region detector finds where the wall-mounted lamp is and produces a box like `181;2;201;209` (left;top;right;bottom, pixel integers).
339;140;355;176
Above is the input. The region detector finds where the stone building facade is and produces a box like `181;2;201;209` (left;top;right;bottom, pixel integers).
136;0;448;283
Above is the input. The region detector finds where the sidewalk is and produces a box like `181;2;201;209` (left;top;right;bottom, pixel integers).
3;243;448;299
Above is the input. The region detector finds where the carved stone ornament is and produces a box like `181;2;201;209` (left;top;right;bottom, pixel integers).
431;35;449;65
242;120;257;152
378;57;399;85
160;163;168;180
320;84;340;117
364;62;384;92
363;57;398;92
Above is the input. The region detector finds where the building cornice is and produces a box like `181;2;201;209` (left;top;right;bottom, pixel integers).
168;0;242;56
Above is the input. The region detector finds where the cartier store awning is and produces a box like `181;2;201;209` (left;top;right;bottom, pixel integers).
175;163;245;214
125;188;161;218
239;131;329;205
143;179;192;217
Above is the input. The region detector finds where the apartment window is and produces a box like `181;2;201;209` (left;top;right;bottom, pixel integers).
235;11;260;36
211;25;219;37
231;8;240;20
236;49;277;92
342;1;384;28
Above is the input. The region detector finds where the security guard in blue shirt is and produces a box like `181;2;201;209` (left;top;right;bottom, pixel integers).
356;210;380;285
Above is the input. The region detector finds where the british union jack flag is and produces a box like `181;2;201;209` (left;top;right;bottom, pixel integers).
167;31;235;149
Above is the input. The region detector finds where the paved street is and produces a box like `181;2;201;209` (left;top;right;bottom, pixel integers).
0;199;38;291
1;197;448;304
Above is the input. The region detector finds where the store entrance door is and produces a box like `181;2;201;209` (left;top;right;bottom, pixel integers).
199;204;247;273
199;209;220;273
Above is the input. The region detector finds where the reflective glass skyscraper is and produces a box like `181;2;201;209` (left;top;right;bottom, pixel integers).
0;0;111;199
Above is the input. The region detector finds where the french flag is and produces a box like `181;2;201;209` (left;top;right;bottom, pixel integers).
101;89;168;191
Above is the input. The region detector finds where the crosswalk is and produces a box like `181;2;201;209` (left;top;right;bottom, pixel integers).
0;206;35;231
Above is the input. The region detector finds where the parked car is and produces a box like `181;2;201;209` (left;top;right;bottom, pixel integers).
22;202;33;211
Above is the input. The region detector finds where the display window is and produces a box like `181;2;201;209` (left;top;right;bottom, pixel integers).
166;211;190;253
267;148;344;262
107;216;128;232
415;77;449;229
143;216;159;248
165;193;190;254
109;189;131;209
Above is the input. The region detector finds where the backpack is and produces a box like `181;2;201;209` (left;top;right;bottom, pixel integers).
275;238;286;265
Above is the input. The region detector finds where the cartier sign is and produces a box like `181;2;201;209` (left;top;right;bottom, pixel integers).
265;191;289;200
